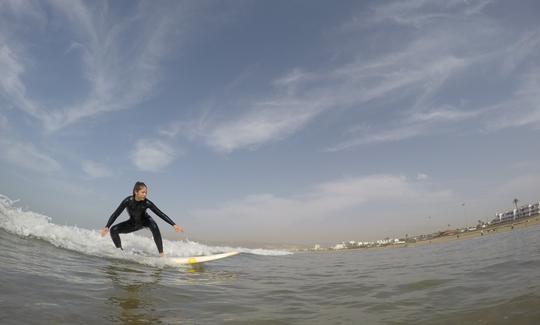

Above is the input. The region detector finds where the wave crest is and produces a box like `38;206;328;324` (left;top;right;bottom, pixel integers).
0;194;292;266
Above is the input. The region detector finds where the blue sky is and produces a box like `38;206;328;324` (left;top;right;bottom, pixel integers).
1;0;540;245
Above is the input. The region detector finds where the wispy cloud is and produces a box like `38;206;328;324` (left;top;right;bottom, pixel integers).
417;173;429;180
327;104;485;151
366;0;493;27
0;0;45;22
0;0;188;132
175;40;470;153
205;100;325;153
131;139;177;172
0;138;61;173
488;173;540;212
190;174;452;241
510;160;539;171
499;31;540;75
164;83;331;153
172;0;509;153
482;68;540;130
325;1;540;151
408;106;482;123
43;0;184;131
0;112;8;131
81;160;113;179
0;41;42;120
326;125;425;151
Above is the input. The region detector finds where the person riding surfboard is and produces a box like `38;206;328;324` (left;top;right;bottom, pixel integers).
100;181;183;257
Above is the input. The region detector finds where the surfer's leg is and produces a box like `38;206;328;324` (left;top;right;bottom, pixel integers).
109;221;139;250
144;217;164;254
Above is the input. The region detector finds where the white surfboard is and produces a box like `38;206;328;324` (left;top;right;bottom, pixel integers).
169;251;239;265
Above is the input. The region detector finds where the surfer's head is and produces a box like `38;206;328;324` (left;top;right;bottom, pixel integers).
133;181;147;201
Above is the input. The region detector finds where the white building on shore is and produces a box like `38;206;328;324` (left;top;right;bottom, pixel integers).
492;202;540;224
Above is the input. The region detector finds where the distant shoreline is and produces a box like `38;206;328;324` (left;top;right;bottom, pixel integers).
310;215;540;253
402;215;540;248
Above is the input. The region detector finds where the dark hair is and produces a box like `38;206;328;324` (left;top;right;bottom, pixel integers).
133;181;147;196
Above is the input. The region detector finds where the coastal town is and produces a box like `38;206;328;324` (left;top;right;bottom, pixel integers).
312;199;540;251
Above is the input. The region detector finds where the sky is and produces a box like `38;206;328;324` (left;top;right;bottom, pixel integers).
1;0;540;246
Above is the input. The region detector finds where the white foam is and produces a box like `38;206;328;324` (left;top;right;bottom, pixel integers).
0;194;292;267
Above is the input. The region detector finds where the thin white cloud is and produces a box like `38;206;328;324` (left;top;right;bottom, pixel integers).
498;174;540;197
499;31;540;75
325;2;540;151
204;100;325;153
165;89;331;153
409;106;482;123
0;112;8;131
417;173;429;180
326;125;425;151
272;68;317;96
326;103;486;150
81;160;113;179
131;139;177;172
160;110;211;140
0;42;42;120
367;0;493;27
482;68;540;130
42;0;182;131
0;138;61;173
0;3;58;122
0;0;45;22
190;174;452;242
0;0;188;132
195;175;437;220
178;40;470;153
510;161;538;171
327;103;487;151
174;0;500;154
486;173;540;215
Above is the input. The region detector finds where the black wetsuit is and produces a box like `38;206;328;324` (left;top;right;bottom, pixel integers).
105;196;176;253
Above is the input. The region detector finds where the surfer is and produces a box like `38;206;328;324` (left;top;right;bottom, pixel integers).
100;181;183;257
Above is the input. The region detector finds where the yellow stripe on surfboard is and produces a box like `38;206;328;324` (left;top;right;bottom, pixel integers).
169;251;240;265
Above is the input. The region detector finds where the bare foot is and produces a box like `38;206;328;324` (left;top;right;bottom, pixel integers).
159;252;165;257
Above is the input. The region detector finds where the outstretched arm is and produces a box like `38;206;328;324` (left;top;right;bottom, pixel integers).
101;197;129;237
105;197;129;228
147;199;176;226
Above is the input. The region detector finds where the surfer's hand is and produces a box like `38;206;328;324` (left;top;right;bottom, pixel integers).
100;227;109;237
173;224;183;233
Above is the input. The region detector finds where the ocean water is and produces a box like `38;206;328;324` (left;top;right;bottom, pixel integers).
1;195;540;324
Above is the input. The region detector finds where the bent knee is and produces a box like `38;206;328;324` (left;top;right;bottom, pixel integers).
147;221;160;232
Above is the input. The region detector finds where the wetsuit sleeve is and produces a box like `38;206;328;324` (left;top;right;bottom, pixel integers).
147;199;176;226
105;197;130;228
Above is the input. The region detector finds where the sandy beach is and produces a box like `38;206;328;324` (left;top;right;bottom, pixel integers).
398;215;540;248
312;215;540;253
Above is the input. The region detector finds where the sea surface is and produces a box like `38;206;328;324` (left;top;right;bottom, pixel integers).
1;194;540;324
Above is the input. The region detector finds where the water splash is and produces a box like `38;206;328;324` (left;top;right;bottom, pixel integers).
0;194;292;267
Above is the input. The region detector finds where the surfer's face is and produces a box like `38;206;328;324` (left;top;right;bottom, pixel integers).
134;187;147;201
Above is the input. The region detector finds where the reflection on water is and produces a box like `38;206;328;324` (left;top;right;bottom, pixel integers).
103;264;164;324
164;262;240;287
187;263;205;273
100;262;240;324
1;224;539;324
